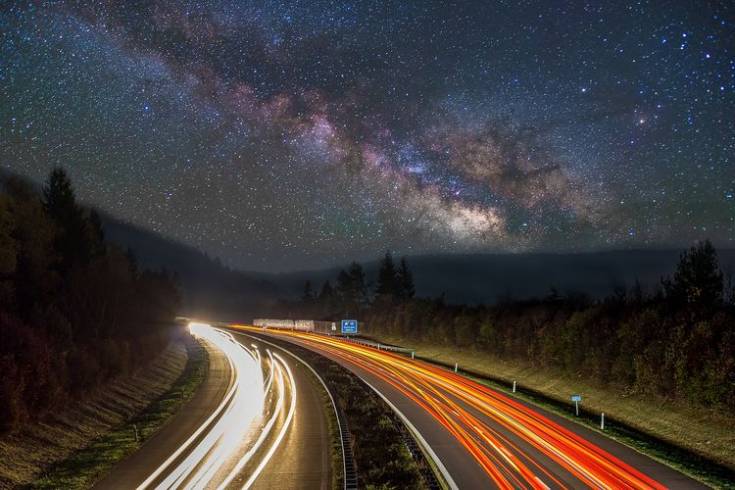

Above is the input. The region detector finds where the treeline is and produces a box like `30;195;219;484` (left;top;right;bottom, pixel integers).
0;169;180;432
297;252;415;319
289;244;735;409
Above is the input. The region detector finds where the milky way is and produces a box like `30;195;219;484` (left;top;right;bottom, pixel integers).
1;1;734;271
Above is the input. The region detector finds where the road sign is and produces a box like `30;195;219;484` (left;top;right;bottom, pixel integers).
571;394;582;416
341;319;358;334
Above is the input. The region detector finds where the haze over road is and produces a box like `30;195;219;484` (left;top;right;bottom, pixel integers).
97;324;333;490
236;326;705;490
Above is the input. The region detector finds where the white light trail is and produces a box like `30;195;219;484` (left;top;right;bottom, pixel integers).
137;323;297;490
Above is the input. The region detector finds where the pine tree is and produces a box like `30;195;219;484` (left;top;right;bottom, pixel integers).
319;280;334;301
318;280;335;316
347;262;368;307
397;257;415;299
663;240;723;308
88;209;106;257
42;167;91;271
376;251;398;299
302;280;314;303
336;262;368;314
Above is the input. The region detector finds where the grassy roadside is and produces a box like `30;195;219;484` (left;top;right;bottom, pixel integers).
368;335;735;488
31;336;207;489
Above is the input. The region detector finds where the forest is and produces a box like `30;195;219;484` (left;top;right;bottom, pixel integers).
0;169;180;432
289;244;735;409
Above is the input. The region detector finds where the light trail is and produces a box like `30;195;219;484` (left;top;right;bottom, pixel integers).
235;325;666;490
138;323;297;490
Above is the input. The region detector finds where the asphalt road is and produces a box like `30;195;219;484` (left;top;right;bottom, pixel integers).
243;328;706;490
96;325;333;489
230;332;334;490
94;336;232;490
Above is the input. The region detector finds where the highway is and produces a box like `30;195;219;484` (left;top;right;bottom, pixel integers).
236;326;705;490
96;324;333;490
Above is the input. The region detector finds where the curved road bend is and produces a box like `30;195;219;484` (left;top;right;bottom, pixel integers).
96;325;333;490
229;333;334;490
242;327;705;490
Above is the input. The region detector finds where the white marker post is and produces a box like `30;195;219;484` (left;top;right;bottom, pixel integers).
512;380;517;393
601;412;605;430
411;351;415;359
454;362;458;373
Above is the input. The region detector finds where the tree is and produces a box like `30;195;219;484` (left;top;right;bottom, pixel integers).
664;240;723;308
319;280;334;301
302;280;314;303
317;280;335;315
375;251;398;299
397;257;415;300
42;168;92;272
6;179;57;319
88;209;106;257
336;262;368;314
347;262;368;306
0;195;16;306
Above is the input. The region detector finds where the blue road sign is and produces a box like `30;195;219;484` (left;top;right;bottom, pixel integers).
571;394;582;402
341;319;358;334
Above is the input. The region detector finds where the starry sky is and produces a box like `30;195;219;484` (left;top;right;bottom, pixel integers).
1;1;734;271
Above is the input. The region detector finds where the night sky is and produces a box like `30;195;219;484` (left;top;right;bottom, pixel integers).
1;1;733;271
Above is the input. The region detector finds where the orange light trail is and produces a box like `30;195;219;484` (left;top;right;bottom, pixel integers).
231;325;665;490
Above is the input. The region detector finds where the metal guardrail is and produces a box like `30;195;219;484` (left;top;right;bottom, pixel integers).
335;408;358;489
342;336;415;355
398;423;441;489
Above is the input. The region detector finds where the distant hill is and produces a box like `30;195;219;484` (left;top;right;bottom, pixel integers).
273;250;735;304
99;214;281;319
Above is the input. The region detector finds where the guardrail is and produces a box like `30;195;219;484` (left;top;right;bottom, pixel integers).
341;336;415;356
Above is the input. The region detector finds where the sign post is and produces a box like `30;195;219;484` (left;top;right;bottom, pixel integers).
571;394;582;416
341;319;358;336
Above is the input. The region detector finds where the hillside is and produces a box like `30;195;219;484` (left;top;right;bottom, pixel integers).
99;214;281;319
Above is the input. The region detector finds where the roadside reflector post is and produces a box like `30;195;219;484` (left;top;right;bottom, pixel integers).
411;351;415;359
575;400;579;416
454;362;458;373
512;380;517;393
601;412;605;430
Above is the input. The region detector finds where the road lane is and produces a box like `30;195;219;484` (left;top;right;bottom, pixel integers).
97;324;334;490
238;327;705;490
233;333;334;490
